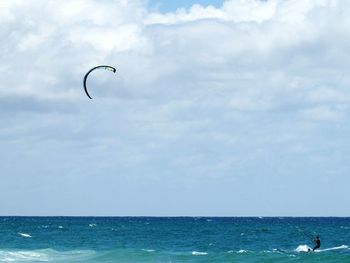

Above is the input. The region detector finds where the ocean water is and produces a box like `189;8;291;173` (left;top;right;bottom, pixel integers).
0;217;349;262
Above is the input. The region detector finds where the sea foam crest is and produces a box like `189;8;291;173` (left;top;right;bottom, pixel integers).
141;249;155;252
0;250;47;261
315;245;349;252
18;232;31;238
192;251;208;255
295;245;312;252
0;249;96;262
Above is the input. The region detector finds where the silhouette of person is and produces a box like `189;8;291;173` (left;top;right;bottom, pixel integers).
313;236;321;251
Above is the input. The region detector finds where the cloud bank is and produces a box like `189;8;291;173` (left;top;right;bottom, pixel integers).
1;0;350;216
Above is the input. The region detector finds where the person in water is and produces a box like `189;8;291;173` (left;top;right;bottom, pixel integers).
313;236;321;251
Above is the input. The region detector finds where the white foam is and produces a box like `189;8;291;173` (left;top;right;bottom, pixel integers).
89;224;97;227
295;245;312;252
0;249;96;262
0;250;47;261
315;245;349;252
296;244;349;253
18;232;31;238
141;249;155;252
237;249;247;253
270;248;284;254
192;251;208;255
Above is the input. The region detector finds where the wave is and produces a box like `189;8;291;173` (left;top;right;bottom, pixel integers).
0;249;96;262
0;246;348;262
295;244;349;253
141;249;155;252
192;251;208;256
295;245;312;252
227;249;248;254
315;245;349;252
18;232;31;238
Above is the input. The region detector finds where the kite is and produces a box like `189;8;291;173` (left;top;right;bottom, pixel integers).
83;65;116;99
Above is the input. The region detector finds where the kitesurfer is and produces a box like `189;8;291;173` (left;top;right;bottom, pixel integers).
313;236;321;251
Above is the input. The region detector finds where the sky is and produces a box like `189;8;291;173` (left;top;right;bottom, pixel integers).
148;0;224;12
1;0;350;216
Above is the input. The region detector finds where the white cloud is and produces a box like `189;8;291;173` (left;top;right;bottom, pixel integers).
2;0;348;103
1;0;350;215
307;86;349;104
300;105;346;121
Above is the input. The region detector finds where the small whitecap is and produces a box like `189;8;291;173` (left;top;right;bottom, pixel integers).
141;249;155;252
58;226;63;229
237;249;247;253
295;245;312;253
18;232;31;238
271;248;284;254
89;224;97;227
192;251;207;256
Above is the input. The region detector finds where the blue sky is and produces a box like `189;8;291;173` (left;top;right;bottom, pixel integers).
1;0;350;216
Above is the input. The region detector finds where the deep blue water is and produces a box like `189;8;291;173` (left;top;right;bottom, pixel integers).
0;217;349;262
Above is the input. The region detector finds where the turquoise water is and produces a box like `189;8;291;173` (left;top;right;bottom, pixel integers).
0;217;349;262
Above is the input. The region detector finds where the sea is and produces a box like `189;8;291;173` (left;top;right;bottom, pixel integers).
0;217;349;262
